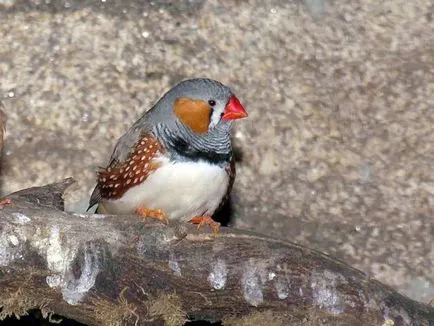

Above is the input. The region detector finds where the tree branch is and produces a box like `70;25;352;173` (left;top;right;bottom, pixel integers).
0;179;432;325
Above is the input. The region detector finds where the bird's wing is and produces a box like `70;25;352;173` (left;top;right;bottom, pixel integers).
88;184;102;211
87;131;164;211
226;156;236;197
215;157;236;214
87;111;154;211
107;114;153;167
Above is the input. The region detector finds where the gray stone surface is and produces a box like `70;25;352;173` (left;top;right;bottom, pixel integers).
1;0;433;303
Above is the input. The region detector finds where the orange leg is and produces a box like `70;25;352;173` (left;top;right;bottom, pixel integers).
189;215;220;234
135;207;169;225
0;198;12;209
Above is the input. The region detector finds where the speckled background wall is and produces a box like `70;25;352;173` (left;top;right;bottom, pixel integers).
1;0;433;303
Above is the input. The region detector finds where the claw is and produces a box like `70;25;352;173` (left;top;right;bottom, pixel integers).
189;215;220;234
135;207;169;225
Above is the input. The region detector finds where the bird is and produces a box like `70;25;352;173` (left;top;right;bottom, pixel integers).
88;78;247;232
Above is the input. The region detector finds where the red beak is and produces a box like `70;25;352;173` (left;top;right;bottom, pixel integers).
222;95;248;121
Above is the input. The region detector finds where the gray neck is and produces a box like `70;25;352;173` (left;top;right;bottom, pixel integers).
153;121;233;165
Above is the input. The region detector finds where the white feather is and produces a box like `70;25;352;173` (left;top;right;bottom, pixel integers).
99;156;229;221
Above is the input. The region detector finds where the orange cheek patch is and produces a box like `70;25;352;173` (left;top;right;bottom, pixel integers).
173;97;211;134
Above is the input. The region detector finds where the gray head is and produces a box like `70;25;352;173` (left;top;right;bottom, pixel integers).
148;78;247;163
149;78;247;132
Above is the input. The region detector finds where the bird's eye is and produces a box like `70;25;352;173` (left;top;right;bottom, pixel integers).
208;99;216;106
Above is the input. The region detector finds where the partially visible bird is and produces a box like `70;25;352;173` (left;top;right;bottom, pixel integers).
88;78;247;231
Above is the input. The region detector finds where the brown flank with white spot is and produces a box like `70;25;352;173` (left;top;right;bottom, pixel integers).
98;134;164;200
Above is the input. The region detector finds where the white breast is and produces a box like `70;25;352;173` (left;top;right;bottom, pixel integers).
100;156;229;221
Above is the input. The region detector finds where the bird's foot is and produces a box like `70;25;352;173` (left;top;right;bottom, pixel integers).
0;198;12;209
189;215;220;234
135;207;169;225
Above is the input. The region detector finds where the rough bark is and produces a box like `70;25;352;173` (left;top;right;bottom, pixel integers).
0;179;432;326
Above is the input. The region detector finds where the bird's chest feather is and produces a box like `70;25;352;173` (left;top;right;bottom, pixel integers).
101;157;230;220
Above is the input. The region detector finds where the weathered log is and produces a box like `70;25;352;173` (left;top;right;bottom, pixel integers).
0;179;432;326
